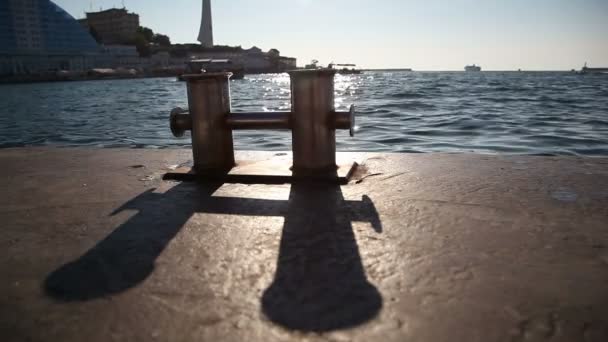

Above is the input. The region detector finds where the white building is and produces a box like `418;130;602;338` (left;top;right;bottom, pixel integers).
197;0;213;47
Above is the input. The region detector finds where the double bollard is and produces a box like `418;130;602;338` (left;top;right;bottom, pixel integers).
170;69;355;178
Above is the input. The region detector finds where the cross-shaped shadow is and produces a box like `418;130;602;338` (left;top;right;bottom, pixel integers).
44;180;383;332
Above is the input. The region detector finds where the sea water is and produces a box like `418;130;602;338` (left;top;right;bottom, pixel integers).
1;71;607;156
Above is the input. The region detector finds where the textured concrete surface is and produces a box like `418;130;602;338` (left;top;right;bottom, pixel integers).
1;148;608;342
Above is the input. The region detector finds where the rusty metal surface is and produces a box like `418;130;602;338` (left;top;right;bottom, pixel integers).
333;105;356;137
1;148;608;342
169;107;191;137
186;72;235;172
289;69;337;171
227;112;291;130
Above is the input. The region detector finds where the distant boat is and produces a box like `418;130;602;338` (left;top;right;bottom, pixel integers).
178;59;245;81
304;59;320;70
329;63;362;75
465;64;482;72
581;62;608;74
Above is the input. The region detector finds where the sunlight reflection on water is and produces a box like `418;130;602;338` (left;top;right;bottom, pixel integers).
1;71;607;155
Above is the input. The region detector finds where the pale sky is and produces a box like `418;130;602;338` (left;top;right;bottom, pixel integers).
54;0;608;70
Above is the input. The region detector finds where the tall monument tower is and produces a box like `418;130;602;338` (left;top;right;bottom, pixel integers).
198;0;213;47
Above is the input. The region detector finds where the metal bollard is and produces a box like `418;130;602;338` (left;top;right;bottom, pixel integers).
170;69;356;178
172;73;235;174
289;69;354;173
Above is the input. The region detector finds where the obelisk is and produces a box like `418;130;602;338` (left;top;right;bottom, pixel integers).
197;0;213;47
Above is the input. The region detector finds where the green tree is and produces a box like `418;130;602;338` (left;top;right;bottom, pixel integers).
134;34;151;57
137;26;154;42
152;34;171;47
133;26;173;56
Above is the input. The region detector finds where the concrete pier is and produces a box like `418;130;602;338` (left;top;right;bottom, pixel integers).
1;148;608;341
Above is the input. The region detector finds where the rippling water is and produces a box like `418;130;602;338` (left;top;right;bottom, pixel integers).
1;72;607;155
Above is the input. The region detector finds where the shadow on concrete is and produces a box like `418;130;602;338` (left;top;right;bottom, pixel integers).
44;182;223;301
44;180;383;332
262;182;383;332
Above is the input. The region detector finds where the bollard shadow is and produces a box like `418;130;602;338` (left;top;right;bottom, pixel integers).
44;180;383;332
262;182;383;332
44;182;223;301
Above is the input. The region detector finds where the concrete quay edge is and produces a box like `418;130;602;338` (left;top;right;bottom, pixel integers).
1;147;608;342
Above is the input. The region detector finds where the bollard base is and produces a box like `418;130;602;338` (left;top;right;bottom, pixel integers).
164;154;358;184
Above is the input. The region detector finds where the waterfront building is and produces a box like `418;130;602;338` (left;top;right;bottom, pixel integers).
79;8;139;45
191;0;296;72
0;0;296;77
198;0;213;47
99;45;141;68
188;46;296;73
0;0;100;75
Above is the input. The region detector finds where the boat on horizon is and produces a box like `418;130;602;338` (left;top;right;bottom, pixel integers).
329;63;362;75
304;59;320;70
465;64;482;72
177;59;245;81
581;62;608;74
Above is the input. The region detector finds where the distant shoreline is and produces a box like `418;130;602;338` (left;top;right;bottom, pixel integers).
363;69;582;72
362;68;414;72
1;69;601;85
0;69;181;85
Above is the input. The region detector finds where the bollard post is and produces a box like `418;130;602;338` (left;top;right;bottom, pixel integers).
183;73;235;174
169;69;356;182
288;69;338;174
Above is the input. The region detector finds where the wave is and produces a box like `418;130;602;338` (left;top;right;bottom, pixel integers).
2;72;608;156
